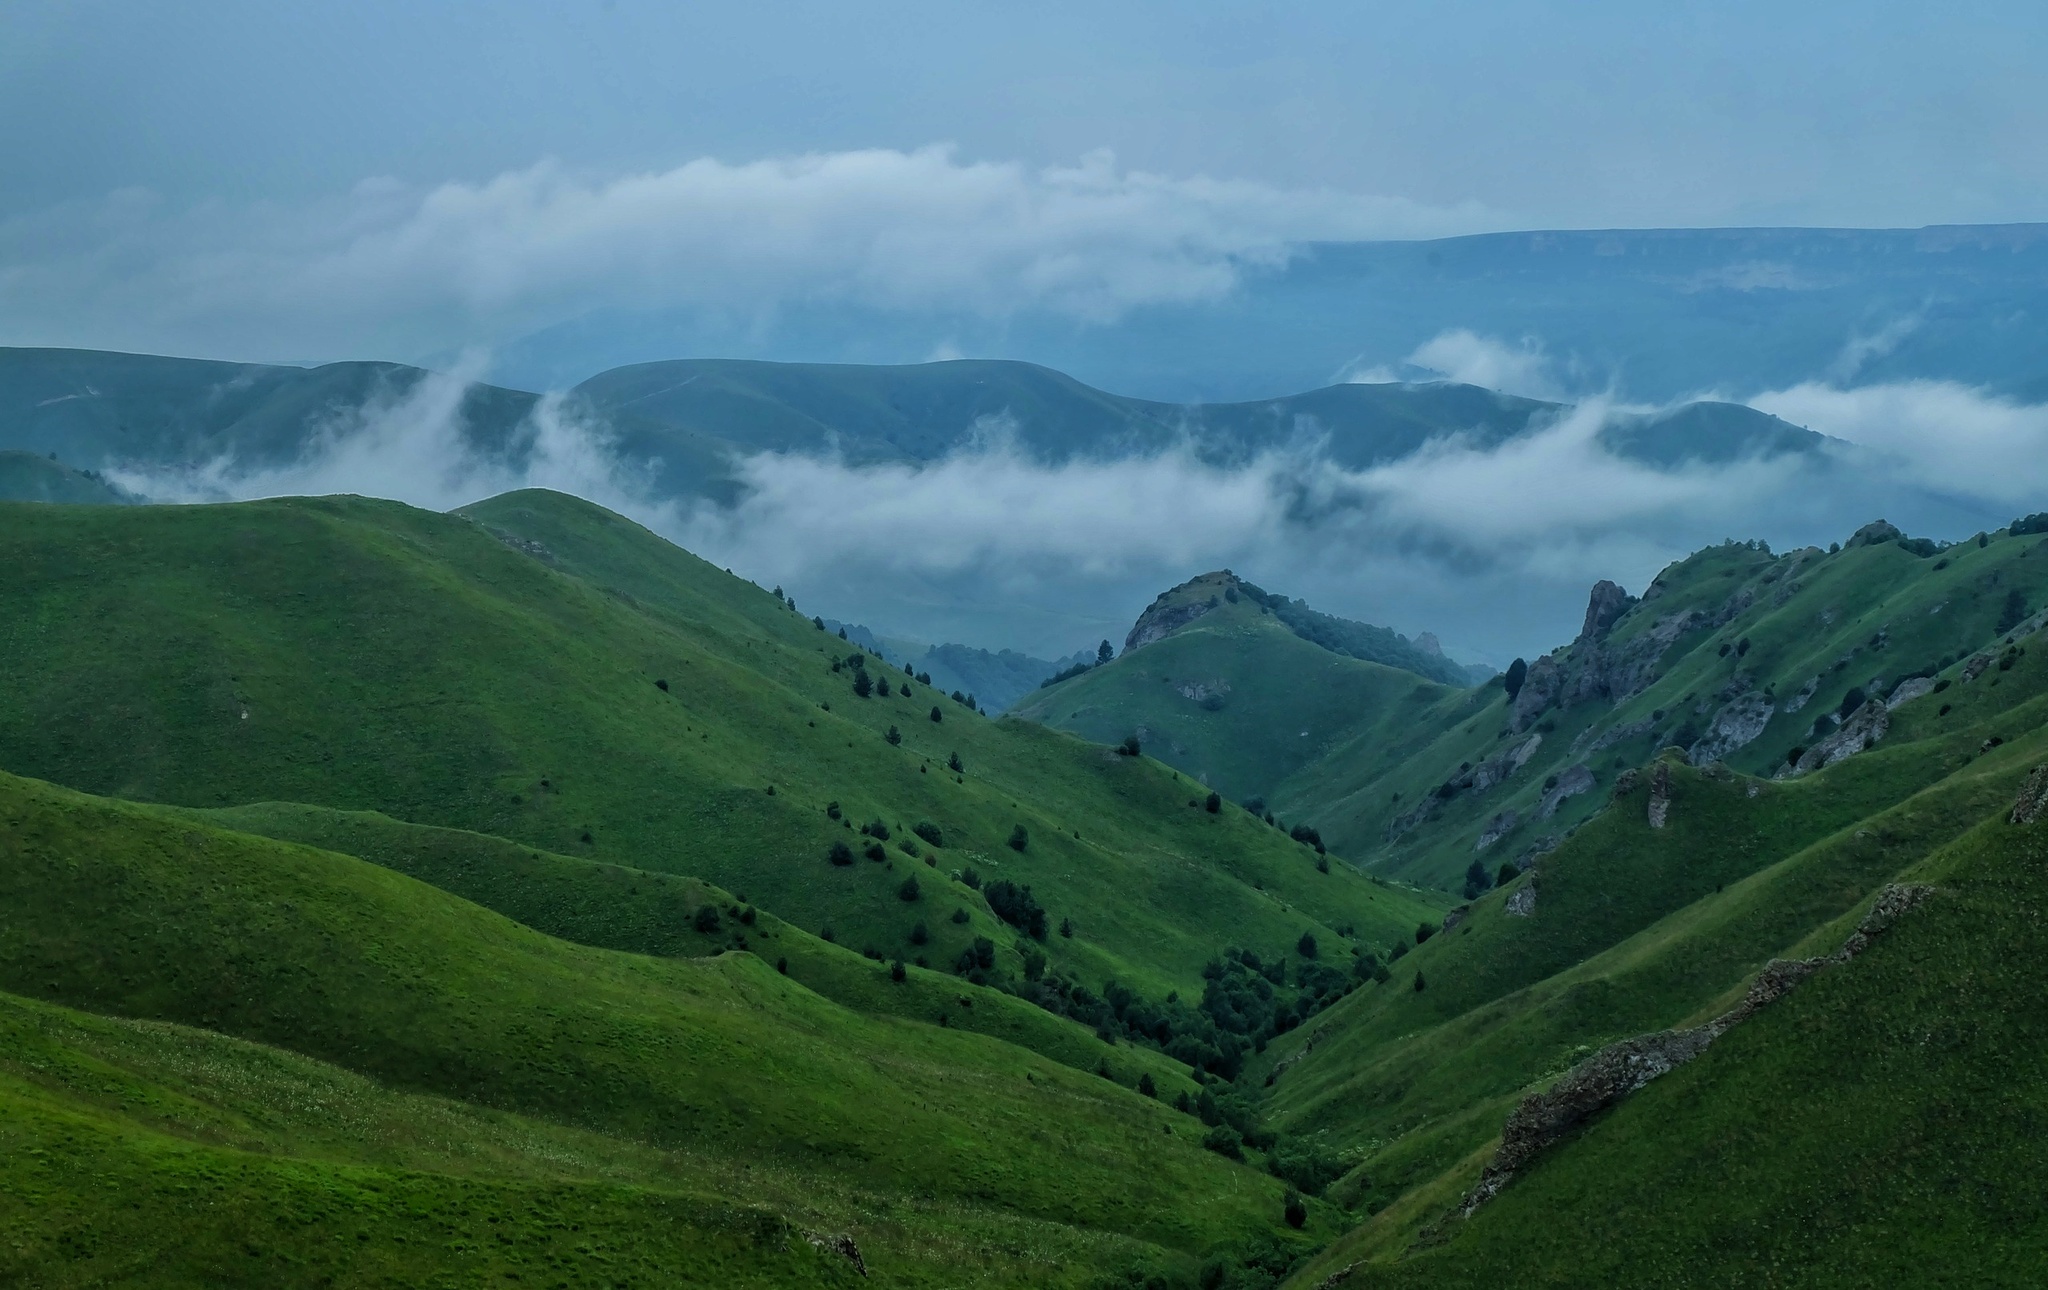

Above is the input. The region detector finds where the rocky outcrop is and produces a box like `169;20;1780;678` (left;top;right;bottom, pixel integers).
1647;762;1672;829
1505;880;1538;917
1539;764;1596;818
1573;715;1657;757
1580;579;1635;642
1415;631;1445;656
1846;518;1903;547
1441;904;1472;932
1511;578;1755;734
1460;883;1934;1216
1688;689;1774;766
1174;679;1230;710
805;1232;868;1276
1886;676;1936;709
1472;734;1543;792
1124;596;1217;653
1476;810;1520;851
2012;766;2048;825
1783;676;1818;713
1962;652;1993;682
1786;698;1890;776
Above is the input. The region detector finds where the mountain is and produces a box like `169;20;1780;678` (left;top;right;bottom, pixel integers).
492;225;2048;405
0;448;134;503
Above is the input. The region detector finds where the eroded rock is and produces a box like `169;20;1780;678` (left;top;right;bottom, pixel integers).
1789;698;1890;775
1540;764;1595;818
1886;676;1936;709
1688;690;1774;766
2012;766;2048;825
1647;762;1672;829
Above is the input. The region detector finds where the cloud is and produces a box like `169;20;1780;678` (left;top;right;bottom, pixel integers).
1750;378;2048;512
1823;315;1920;384
0;147;1503;361
1343;328;1567;400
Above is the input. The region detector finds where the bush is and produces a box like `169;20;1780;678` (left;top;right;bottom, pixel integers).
852;671;872;698
826;800;842;820
1138;1072;1157;1098
828;840;854;866
890;960;907;982
948;751;963;773
984;879;1048;939
929;705;943;723
909;921;929;945
1201;1126;1244;1160
693;905;721;934
1204;791;1221;813
861;819;891;840
1289;823;1324;853
885;725;902;745
864;842;886;862
1008;824;1029;851
898;876;921;902
953;936;995;974
913;820;944;847
654;678;669;691
1296;932;1318;959
1838;686;1868;719
1283;1192;1308;1229
1242;795;1266;816
1415;921;1437;944
1413;971;1427;992
1021;947;1046;982
1503;657;1528;701
950;908;970;924
877;677;892;697
1997;588;2029;635
1497;861;1518;887
1118;734;1142;756
959;867;982;890
1059;917;1075;938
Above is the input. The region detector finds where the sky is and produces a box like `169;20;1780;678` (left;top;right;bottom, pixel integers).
9;1;2048;662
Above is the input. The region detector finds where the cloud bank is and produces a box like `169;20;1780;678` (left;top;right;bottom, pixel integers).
0;147;1501;362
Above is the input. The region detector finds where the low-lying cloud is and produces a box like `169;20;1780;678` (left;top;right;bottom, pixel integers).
0;146;1501;362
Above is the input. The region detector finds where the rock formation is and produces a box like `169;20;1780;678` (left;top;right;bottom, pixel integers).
1688;689;1774;766
1647;762;1672;829
2012;766;2048;825
1539;764;1596;818
1787;698;1890;776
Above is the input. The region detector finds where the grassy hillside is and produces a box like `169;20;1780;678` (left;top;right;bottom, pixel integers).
0;769;1323;1285
1295;800;2048;1286
0;492;1443;1007
0;449;133;504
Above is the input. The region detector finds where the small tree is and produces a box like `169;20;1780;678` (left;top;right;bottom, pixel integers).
1008;824;1029;852
886;725;902;745
828;840;854;866
1503;657;1529;702
852;671;873;698
812;615;825;630
929;705;943;723
877;676;892;697
890;959;907;982
1415;921;1437;944
1283;1191;1307;1229
838;627;849;640
1998;587;2029;635
1464;859;1492;899
948;751;963;773
898;875;921;902
694;905;722;934
1096;639;1115;665
910;921;929;945
864;842;886;862
1118;734;1142;757
1059;916;1075;938
1496;861;1518;887
1204;791;1221;813
1297;932;1318;959
1413;971;1427;992
1138;1072;1157;1098
914;820;944;847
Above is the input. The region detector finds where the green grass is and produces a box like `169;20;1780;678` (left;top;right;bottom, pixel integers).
0;492;1443;1000
0;768;1332;1283
1301;804;2048;1286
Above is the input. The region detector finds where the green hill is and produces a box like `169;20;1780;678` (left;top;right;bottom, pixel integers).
0;449;132;503
0;768;1313;1285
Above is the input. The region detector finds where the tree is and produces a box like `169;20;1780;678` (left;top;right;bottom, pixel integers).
1096;639;1115;665
1413;971;1427;992
1118;734;1142;757
929;705;943;723
1008;824;1029;852
828;840;854;866
838;627;849;639
1297;932;1318;959
812;616;825;630
898;875;921;902
984;879;1048;939
654;678;669;691
948;751;963;773
890;959;907;982
877;676;892;697
886;725;902;745
694;905;722;933
917;671;931;684
1059;917;1075;938
1204;791;1221;813
864;842;886;862
904;662;914;676
1021;947;1047;981
1503;657;1529;702
1464;859;1492;899
1283;1191;1307;1229
1998;587;2029;635
914;820;944;847
910;921;929;945
1415;921;1437;944
852;671;873;698
1138;1072;1157;1098
1497;861;1518;887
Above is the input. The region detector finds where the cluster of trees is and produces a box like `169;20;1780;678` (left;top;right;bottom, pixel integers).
982;879;1047;939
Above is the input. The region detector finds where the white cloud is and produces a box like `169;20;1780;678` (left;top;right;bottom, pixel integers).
1343;328;1567;400
0;147;1502;360
1750;378;2048;511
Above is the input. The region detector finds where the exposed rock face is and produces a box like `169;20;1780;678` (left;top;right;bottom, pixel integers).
1510;578;1757;734
1505;881;1538;917
2012;766;2048;825
1174;679;1230;710
1783;676;1819;713
1581;580;1635;642
1124;596;1217;653
1393;735;1545;844
1788;698;1890;775
1540;764;1596;818
1573;715;1656;757
1441;904;1472;932
1886;676;1936;709
1510;655;1565;732
1476;810;1520;851
1962;652;1993;682
1647;762;1672;829
1415;631;1445;656
1688;690;1774;766
805;1232;868;1276
1460;882;1934;1216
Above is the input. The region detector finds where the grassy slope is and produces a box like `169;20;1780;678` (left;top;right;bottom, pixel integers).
0;769;1323;1283
1264;528;2048;890
175;798;1199;1093
0;492;1442;998
1237;610;2048;1277
1302;803;2048;1287
0;449;131;504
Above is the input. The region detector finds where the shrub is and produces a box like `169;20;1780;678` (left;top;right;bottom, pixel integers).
1117;734;1142;756
1415;921;1437;944
1205;791;1222;813
1838;686;1868;719
929;705;943;723
898;876;921;902
1316;856;1330;873
959;867;982;890
1021;947;1046;982
820;926;835;942
776;957;788;973
953;936;995;974
1297;932;1318;959
860;819;890;840
654;678;669;691
828;840;854;866
1242;795;1266;816
826;800;842;820
852;671;873;698
812;616;824;630
1283;1192;1308;1229
1202;1126;1244;1160
914;820;944;847
1007;824;1029;852
951;908;970;925
1413;971;1427;992
1289;823;1324;853
909;921;929;945
877;677;892;697
1059;917;1075;938
984;879;1048;939
1175;1091;1193;1114
693;905;721;934
1138;1072;1157;1098
886;725;902;745
890;960;907;982
1503;657;1528;701
863;842;886;862
948;751;963;773
739;906;756;925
